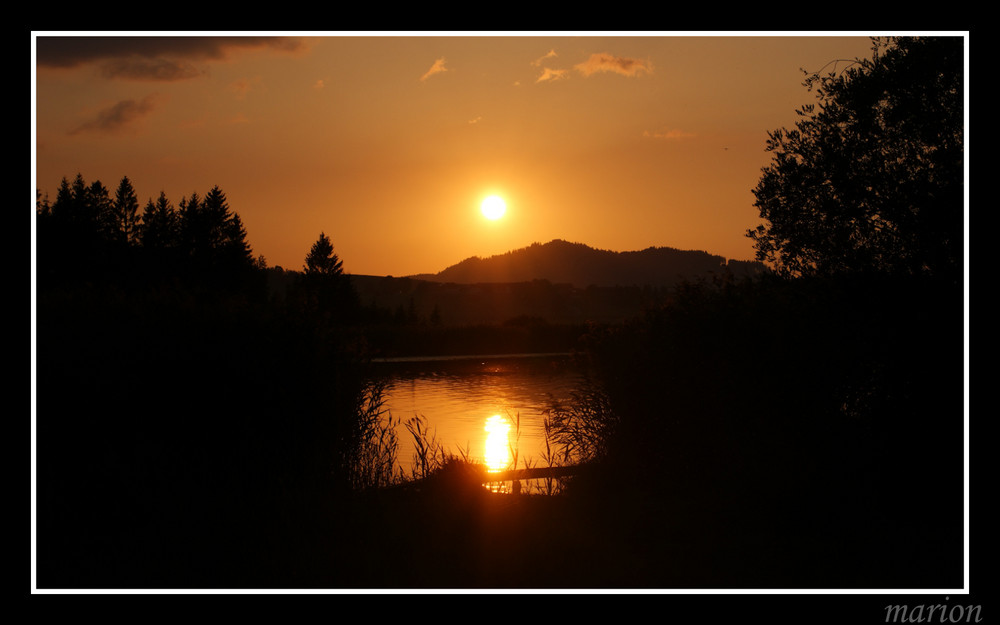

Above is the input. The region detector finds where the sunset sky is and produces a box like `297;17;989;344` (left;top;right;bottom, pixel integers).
33;33;880;277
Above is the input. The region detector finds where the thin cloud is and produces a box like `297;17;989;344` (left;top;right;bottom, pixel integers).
68;94;159;135
575;53;652;78
420;58;448;81
643;127;696;140
531;49;558;67
535;67;568;83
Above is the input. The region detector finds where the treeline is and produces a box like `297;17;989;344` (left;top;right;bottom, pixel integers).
37;173;264;296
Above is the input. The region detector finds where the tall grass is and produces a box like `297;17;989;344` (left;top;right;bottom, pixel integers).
343;379;403;490
539;411;561;496
542;384;618;467
403;415;447;480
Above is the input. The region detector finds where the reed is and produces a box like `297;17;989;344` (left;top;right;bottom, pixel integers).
403;415;443;480
542;384;618;466
539;412;563;496
344;378;403;490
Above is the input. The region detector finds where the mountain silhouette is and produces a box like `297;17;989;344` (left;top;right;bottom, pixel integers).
411;239;764;288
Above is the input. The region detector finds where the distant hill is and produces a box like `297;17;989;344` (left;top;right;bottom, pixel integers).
410;239;765;288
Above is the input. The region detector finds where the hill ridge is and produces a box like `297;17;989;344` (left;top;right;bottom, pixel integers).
410;239;764;288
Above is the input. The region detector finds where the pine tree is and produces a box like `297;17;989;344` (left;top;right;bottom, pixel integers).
140;191;179;251
111;176;141;246
177;192;202;260
304;232;344;277
87;180;114;241
223;211;254;267
201;186;231;252
301;232;357;323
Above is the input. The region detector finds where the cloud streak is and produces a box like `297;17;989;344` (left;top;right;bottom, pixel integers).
420;58;448;81
68;95;159;135
531;49;557;67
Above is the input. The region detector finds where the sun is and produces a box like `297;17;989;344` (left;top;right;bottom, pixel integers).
480;195;507;220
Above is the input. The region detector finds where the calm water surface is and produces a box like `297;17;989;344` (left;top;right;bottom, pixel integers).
375;353;585;478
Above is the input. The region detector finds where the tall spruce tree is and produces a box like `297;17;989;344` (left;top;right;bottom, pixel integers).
140;191;179;251
301;232;356;323
304;232;343;277
111;176;141;247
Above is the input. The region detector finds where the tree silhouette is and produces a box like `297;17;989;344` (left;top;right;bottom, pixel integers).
140;191;179;251
304;232;344;277
38;173;114;283
169;186;256;289
177;192;203;261
300;232;357;323
748;36;964;280
111;176;141;247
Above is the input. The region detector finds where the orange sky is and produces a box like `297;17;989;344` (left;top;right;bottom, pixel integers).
33;33;878;276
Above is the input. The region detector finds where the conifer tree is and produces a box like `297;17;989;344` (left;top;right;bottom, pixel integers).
87;180;114;239
201;186;231;252
304;232;344;277
177;192;202;260
111;176;141;246
140;191;179;251
226;212;253;261
301;232;356;323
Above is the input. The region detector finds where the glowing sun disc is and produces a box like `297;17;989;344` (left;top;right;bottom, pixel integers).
481;195;506;220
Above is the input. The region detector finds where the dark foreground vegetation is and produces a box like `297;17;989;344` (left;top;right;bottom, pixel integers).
35;265;963;589
34;36;966;590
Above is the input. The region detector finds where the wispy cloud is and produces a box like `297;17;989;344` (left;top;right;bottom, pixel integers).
643;127;696;140
535;67;568;83
420;58;448;81
68;94;159;135
575;53;652;78
532;51;652;85
531;49;558;67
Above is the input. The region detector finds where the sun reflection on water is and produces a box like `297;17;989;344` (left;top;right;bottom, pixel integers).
484;415;511;472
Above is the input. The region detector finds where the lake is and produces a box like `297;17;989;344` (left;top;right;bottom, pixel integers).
373;353;586;488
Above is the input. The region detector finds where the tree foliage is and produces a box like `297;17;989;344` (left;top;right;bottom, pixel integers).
140;191;179;251
748;36;964;280
111;176;141;246
303;231;343;276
